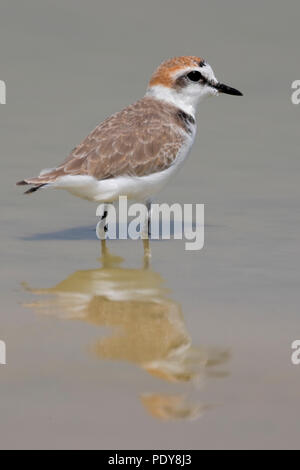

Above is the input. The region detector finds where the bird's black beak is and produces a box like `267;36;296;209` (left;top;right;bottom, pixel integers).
215;82;243;96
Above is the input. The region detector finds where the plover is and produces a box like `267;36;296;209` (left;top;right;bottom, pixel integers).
17;56;242;237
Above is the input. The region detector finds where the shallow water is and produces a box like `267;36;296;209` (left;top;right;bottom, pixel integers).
1;0;300;450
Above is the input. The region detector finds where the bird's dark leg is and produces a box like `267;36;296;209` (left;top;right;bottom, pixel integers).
96;205;109;250
141;199;152;238
101;210;108;234
142;199;152;267
146;199;152;238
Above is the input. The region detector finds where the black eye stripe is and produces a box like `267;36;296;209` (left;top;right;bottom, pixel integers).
199;61;206;68
174;68;211;89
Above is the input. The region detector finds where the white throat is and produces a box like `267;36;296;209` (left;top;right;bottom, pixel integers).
146;85;199;117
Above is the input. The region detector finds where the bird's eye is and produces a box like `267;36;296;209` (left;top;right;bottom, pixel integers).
187;71;203;82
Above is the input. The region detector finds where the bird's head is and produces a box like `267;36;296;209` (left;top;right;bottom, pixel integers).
146;56;242;116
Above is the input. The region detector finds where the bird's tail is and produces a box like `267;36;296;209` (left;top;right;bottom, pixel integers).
16;168;60;194
16;171;58;194
16;179;47;194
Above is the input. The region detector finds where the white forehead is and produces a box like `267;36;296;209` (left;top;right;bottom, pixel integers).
172;62;218;83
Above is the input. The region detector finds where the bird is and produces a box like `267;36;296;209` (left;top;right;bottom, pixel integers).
17;56;242;240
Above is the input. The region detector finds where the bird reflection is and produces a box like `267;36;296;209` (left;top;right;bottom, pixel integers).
23;245;229;421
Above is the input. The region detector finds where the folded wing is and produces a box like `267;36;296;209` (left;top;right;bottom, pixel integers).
17;98;185;193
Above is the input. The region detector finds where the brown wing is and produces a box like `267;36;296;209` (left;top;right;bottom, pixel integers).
19;98;185;188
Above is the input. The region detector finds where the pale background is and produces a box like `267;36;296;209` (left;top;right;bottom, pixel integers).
0;0;300;450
